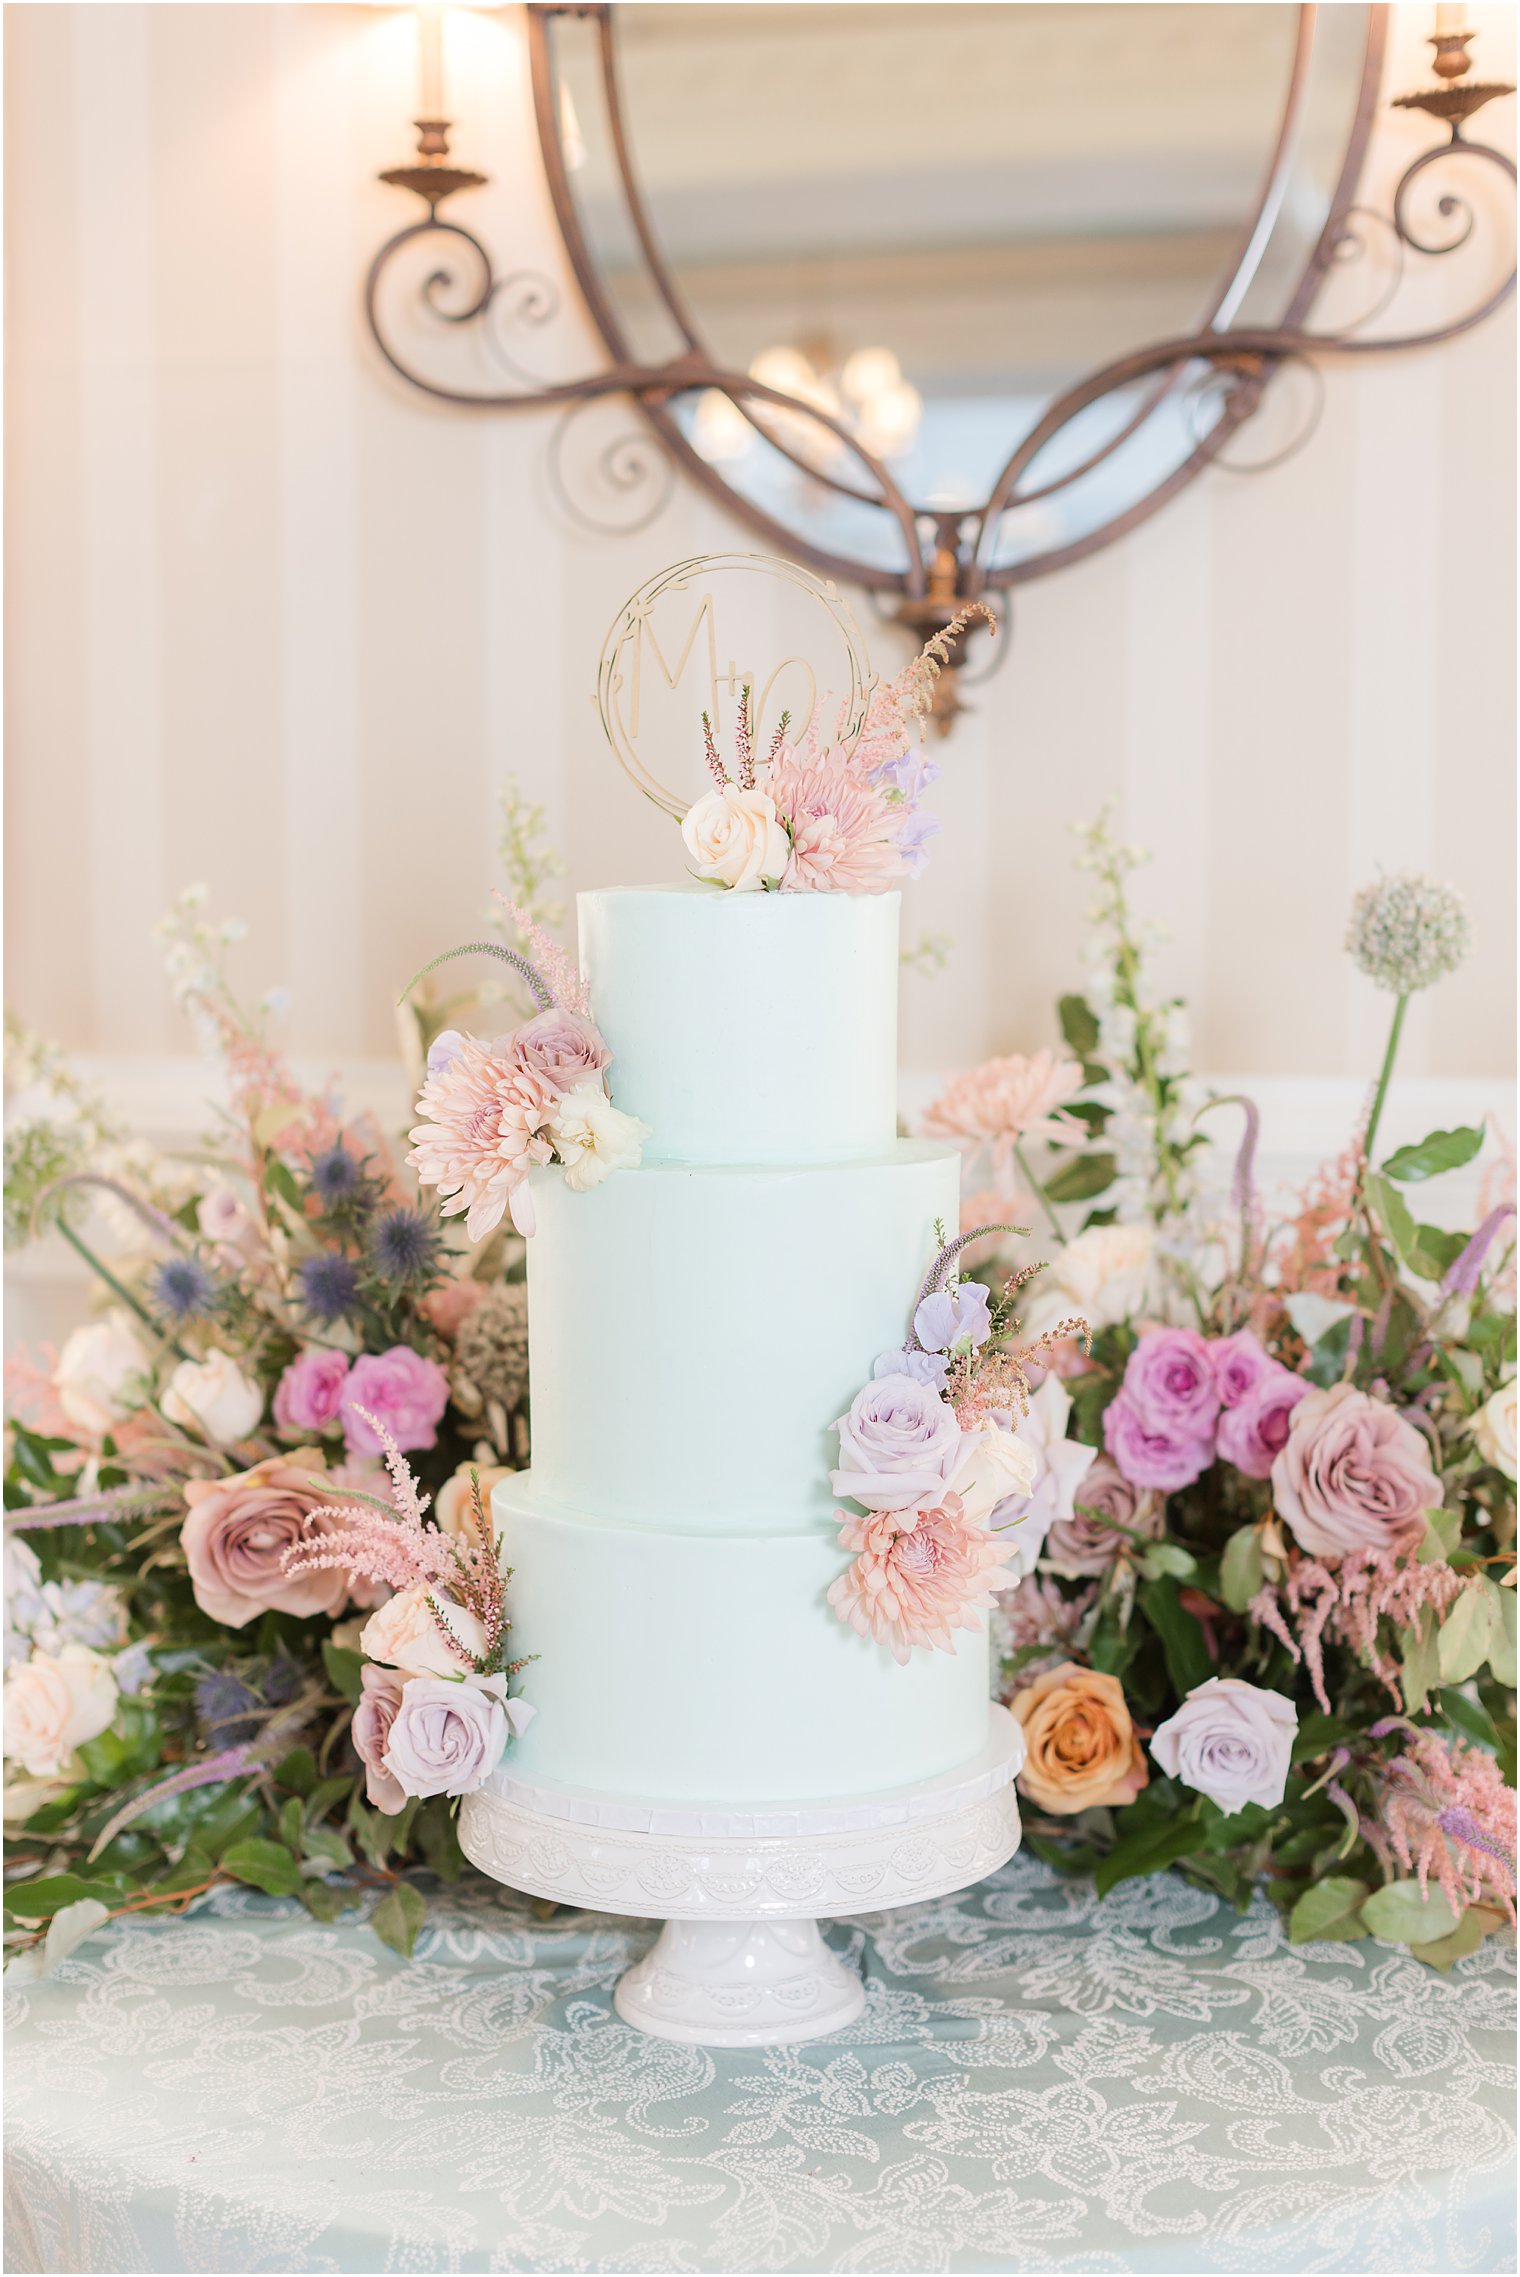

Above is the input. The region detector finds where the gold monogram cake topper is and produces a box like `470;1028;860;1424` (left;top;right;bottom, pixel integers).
596;553;876;818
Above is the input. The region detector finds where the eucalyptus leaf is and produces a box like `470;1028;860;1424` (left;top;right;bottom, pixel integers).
1360;1877;1460;1947
1381;1126;1484;1183
1408;1905;1492;1971
1288;1876;1369;1945
370;1881;427;1959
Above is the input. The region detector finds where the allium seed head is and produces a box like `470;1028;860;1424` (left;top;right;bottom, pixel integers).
1346;872;1471;995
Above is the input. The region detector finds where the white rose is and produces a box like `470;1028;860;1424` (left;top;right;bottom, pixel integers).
3;1645;119;1778
1020;1223;1153;1344
993;1376;1099;1581
1473;1378;1517;1480
551;1082;649;1193
197;1185;258;1255
433;1464;511;1543
680;784;789;893
360;1582;487;1678
949;1422;1037;1529
52;1314;152;1437
161;1351;264;1445
1149;1677;1298;1814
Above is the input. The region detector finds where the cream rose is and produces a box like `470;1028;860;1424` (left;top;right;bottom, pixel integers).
1010;1661;1149;1815
360;1582;487;1678
948;1422;1038;1530
52;1314;152;1437
680;784;789;893
433;1463;511;1543
3;1646;119;1778
1473;1378;1517;1480
162;1350;264;1444
1019;1223;1153;1345
551;1082;649;1193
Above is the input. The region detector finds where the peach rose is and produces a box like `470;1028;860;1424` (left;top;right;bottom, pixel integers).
181;1453;347;1627
433;1464;510;1544
3;1646;119;1778
360;1582;487;1677
1010;1661;1149;1816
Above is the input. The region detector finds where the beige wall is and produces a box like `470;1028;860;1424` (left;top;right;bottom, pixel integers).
5;3;1515;1091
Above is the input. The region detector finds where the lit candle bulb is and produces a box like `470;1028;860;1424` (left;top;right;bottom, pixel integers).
418;5;443;120
1434;5;1466;35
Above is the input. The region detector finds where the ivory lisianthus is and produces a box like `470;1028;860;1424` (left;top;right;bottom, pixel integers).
947;1420;1038;1529
52;1315;152;1437
827;1496;1016;1664
550;1081;649;1192
680;783;788;892
1010;1662;1149;1815
161;1351;264;1445
989;1377;1098;1580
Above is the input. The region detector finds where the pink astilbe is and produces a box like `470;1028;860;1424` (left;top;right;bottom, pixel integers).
1369;1724;1517;1925
767;747;907;895
282;1414;513;1675
408;1036;555;1241
1249;1548;1480;1713
1273;1135;1366;1302
848;601;996;769
491;894;589;1017
828;1493;1019;1665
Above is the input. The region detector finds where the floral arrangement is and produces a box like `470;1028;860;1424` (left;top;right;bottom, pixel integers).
2;793;567;1974
679;606;991;895
919;817;1515;1965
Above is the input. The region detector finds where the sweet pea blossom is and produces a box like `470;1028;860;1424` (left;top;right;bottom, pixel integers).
1150;1678;1298;1814
874;1346;950;1394
989;1377;1098;1582
550;1082;649;1194
913;1281;992;1354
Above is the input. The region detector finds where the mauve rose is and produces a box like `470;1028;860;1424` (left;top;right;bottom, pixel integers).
273;1347;350;1437
1043;1454;1163;1579
831;1373;962;1513
503;1007;611;1094
383;1672;510;1800
1209;1330;1274;1409
1150;1677;1298;1813
1124;1327;1220;1438
181;1455;347;1627
341;1346;449;1457
1217;1368;1309;1481
1102;1391;1213;1493
1271;1383;1441;1561
351;1663;406;1813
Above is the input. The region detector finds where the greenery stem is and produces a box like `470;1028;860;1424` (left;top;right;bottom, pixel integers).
1014;1142;1066;1243
1363;992;1409;1166
54;1218;184;1356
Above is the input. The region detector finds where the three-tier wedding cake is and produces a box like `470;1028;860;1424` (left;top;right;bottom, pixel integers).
497;883;987;1804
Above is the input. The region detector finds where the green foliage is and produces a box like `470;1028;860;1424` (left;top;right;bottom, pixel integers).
1043;1152;1118;1204
1360;1878;1461;1946
370;1881;427;1959
1381;1126;1484;1183
1288;1877;1369;1944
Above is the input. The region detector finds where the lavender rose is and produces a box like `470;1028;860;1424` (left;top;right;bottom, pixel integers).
831;1373;962;1513
1209;1330;1273;1410
1150;1677;1298;1813
1102;1391;1213;1492
351;1663;406;1813
503;1007;611;1094
273;1347;351;1437
1124;1327;1220;1438
382;1672;510;1800
1217;1367;1309;1481
1271;1383;1441;1561
341;1346;449;1457
874;1346;949;1394
180;1455;347;1627
1043;1454;1163;1579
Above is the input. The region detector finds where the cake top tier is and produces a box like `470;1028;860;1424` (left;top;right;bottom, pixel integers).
581;884;899;1165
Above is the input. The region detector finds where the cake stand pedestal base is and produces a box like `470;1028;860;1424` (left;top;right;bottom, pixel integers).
459;1702;1024;2047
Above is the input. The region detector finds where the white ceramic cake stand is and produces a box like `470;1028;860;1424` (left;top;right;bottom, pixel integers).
458;1702;1024;2046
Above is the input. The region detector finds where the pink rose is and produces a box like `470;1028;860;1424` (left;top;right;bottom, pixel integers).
830;1373;963;1513
1043;1454;1164;1578
274;1348;351;1437
1209;1330;1273;1410
383;1672;510;1800
1124;1327;1220;1438
181;1456;348;1628
341;1346;449;1457
1102;1392;1213;1493
1217;1368;1309;1481
351;1663;406;1813
1271;1383;1441;1561
502;1008;610;1093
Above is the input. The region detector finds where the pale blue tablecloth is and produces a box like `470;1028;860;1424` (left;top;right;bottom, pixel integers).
5;1857;1515;2275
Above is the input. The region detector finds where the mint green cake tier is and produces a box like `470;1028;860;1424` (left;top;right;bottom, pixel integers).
502;884;988;1805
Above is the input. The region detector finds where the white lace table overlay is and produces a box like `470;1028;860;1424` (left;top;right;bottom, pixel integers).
4;1857;1514;2275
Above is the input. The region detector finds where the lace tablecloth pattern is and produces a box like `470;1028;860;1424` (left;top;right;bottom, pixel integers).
5;1857;1515;2275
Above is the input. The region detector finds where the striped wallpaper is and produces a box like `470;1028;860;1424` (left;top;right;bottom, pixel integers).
5;3;1515;1094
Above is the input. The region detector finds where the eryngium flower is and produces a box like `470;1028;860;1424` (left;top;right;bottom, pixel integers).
367;1205;443;1290
151;1255;220;1320
1346;873;1471;995
297;1251;361;1324
308;1143;370;1215
454;1281;530;1413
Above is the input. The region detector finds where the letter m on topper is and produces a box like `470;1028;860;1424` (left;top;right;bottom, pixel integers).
625;588;722;740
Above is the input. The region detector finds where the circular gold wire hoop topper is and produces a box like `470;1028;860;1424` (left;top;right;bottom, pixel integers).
595;552;875;820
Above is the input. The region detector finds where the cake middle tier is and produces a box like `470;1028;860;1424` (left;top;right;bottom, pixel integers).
525;1140;960;1531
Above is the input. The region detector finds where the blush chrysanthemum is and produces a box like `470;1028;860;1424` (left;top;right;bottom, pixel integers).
767;749;907;896
407;1036;555;1241
826;1494;1019;1664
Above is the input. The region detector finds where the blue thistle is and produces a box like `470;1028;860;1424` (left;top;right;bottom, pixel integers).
367;1205;444;1289
308;1144;369;1215
297;1251;361;1324
151;1255;220;1321
194;1670;260;1744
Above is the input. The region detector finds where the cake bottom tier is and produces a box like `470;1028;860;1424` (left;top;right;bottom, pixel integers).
495;1479;993;1805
